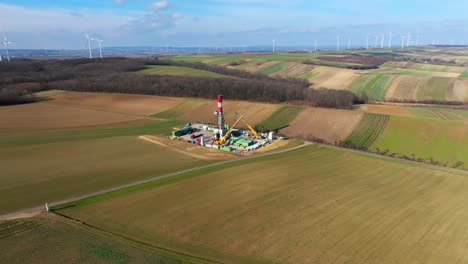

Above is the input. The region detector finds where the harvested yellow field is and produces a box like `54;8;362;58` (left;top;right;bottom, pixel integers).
61;146;468;263
307;66;360;90
46;91;183;116
282;107;363;143
0;102;144;132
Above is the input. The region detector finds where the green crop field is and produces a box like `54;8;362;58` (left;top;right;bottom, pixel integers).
406;107;440;119
343;113;390;149
460;71;468;78
417;77;452;101
298;68;319;80
58;145;468;264
257;62;288;75
407;107;467;120
140;65;227;78
366;74;395;100
349;74;378;94
152;99;205;119
0;119;210;214
371;116;467;168
0;218;185;263
254;105;305;131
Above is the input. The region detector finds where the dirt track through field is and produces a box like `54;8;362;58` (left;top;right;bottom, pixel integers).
0;142;311;221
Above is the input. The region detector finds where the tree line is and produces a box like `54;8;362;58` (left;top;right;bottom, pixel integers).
0;58;366;108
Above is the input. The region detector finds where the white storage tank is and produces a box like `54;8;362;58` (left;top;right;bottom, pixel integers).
268;132;274;141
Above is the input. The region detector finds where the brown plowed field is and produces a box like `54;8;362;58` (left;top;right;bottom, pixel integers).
390;76;427;101
46;91;183;115
309;66;360;90
282;107;363;143
451;79;468;102
179;100;280;127
317;55;390;66
0;102;144;132
237;60;278;72
384;75;403;100
364;104;413;117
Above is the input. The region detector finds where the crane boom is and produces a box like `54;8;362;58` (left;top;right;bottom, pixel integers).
215;116;243;145
214;116;259;145
241;118;258;138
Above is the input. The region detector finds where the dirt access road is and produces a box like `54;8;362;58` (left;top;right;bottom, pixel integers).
0;142;311;221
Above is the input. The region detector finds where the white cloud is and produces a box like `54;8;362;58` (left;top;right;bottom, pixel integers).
150;0;169;10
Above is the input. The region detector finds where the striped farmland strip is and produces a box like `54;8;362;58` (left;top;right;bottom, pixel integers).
343;113;390;149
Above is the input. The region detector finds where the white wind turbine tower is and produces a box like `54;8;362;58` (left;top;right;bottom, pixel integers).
374;35;378;48
366;34;370;49
314;39;317;52
93;39;104;59
401;35;407;49
336;34;340;51
388;32;392;48
272;39;276;53
2;35;12;62
406;33;411;47
84;33;93;59
348;38;351;50
380;33;384;48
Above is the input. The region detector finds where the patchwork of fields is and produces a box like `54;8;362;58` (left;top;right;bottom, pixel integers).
168;53;468;103
1;91;465;216
58;146;468;263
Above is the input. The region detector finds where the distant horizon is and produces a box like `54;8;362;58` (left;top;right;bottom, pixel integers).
0;0;467;49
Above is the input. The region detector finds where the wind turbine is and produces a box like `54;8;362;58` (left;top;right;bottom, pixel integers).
374;35;378;48
388;32;392;48
366;34;370;49
348;38;351;50
95;39;104;59
336;34;340;51
406;33;411;47
380;33;384;49
314;39;317;52
401;35;407;49
272;39;276;53
2;35;12;62
84;33;93;59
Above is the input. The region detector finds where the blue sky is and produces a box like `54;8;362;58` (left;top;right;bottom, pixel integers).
0;0;467;49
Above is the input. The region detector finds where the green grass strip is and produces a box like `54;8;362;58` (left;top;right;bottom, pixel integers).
255;106;305;131
257;62;287;75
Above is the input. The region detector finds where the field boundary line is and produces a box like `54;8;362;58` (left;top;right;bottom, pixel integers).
312;142;468;175
0;142;310;221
